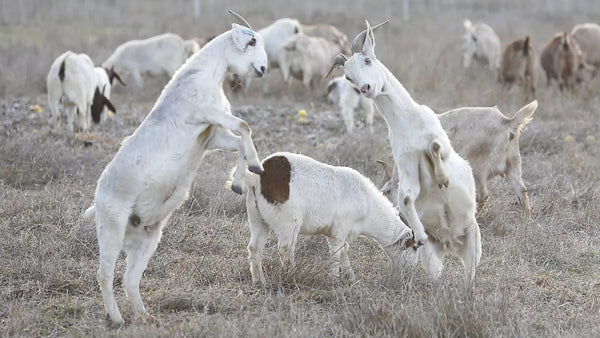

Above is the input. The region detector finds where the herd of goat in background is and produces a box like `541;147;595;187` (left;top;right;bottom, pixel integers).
43;10;600;325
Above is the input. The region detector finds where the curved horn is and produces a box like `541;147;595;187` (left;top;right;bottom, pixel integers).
228;10;253;30
377;160;393;180
324;53;349;79
350;19;390;54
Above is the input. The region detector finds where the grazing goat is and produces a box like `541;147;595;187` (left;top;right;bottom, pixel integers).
279;33;347;89
499;36;538;99
327;75;374;133
335;20;481;286
240;152;415;284
570;23;600;78
47;51;117;132
301;23;348;51
93;66;125;123
103;33;200;88
462;19;501;72
84;12;267;326
540;32;592;91
381;101;538;217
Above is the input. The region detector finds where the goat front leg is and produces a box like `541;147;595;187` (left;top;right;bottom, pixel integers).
202;113;263;175
506;155;532;217
396;157;428;246
428;140;449;189
206;127;248;194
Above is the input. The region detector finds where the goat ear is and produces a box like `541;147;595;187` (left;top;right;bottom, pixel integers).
111;67;126;86
103;96;116;115
231;23;254;52
363;20;376;57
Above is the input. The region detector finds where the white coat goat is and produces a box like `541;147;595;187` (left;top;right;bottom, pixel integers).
85;12;267;326
240;152;415;284
301;23;348;51
103;33;200;88
47;51;117;132
462;19;501;72
339;21;481;286
381;101;538;217
279;33;347;89
327;75;374;133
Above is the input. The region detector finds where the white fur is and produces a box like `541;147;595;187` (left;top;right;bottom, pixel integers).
327;75;374;133
103;33;200;88
382;101;538;217
343;21;481;286
241;152;414;284
462;19;501;71
85;23;267;325
47;51;113;132
279;33;347;89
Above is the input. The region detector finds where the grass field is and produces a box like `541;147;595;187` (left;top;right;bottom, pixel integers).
1;0;600;336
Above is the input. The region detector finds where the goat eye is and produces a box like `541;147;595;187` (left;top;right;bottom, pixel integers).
365;58;372;65
345;75;352;83
248;37;256;47
472;35;477;42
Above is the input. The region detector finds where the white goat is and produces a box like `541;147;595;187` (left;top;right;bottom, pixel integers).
571;23;600;78
382;101;538;217
103;33;200;88
327;75;374;133
84;12;267;326
339;21;481;286
462;19;501;71
240;152;415;284
279;33;347;89
47;51;117;132
227;18;301;93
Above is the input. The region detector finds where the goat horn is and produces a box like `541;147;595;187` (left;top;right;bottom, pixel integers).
228;10;253;31
377;160;393;180
350;19;390;54
324;53;349;79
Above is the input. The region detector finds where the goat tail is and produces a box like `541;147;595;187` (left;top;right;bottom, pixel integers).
510;99;537;131
84;205;95;220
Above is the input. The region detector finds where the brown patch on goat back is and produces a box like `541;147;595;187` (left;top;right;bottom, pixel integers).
260;155;291;204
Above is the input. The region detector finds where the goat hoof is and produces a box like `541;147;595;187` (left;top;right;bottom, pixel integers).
248;165;263;175
231;185;243;195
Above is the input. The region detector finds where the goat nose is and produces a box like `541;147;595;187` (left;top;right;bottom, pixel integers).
260;66;266;74
361;84;371;94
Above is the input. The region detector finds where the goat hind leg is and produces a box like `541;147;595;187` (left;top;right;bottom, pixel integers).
247;191;269;284
122;221;163;319
96;213;127;325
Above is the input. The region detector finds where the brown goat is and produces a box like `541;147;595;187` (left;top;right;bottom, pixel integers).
540;32;591;91
499;36;538;99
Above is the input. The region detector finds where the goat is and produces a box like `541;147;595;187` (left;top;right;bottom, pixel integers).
499;36;538;99
327;75;374;133
227;18;301;93
571;23;600;78
47;51;117;132
279;33;347;89
301;23;348;51
84;12;267;326
239;152;415;284
337;20;481;286
462;19;501;72
93;66;126;123
103;33;200;88
381;101;538;217
540;32;592;91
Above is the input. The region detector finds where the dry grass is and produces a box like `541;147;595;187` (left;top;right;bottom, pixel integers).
2;0;600;336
